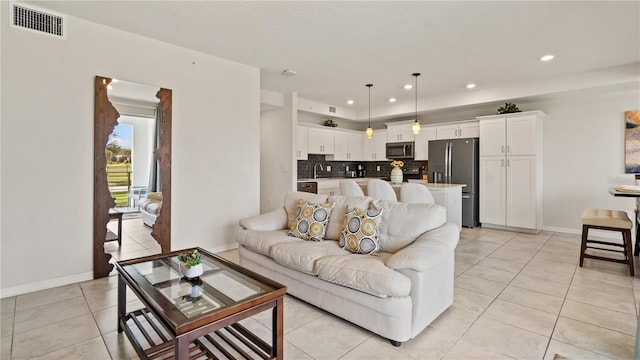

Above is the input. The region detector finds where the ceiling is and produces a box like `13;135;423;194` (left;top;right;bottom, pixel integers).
32;1;640;119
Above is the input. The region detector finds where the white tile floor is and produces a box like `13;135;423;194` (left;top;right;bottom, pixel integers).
1;226;638;359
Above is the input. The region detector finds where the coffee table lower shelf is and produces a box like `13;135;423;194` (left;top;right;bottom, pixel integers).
120;308;274;360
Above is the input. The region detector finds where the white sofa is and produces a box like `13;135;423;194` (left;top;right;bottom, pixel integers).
138;192;162;227
235;191;459;345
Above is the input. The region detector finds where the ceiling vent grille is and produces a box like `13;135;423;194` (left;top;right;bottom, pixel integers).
11;2;65;38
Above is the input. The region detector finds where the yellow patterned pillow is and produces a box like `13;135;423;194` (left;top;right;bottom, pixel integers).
340;207;384;255
288;199;335;241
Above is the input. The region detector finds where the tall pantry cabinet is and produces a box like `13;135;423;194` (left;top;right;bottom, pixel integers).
477;111;544;232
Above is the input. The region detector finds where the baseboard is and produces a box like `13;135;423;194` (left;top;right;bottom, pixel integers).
207;242;239;254
541;225;627;240
1;271;94;299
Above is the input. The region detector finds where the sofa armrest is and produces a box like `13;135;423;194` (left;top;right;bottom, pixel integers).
239;207;288;231
386;222;459;272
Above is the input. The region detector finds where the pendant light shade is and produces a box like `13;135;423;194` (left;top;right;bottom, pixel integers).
365;84;373;139
412;73;421;135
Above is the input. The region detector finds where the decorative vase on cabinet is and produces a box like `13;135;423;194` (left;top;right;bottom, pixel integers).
391;167;403;184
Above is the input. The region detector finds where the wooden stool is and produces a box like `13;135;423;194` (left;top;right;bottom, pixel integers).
580;208;634;276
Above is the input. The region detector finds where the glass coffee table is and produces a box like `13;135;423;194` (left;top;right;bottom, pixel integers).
115;247;286;359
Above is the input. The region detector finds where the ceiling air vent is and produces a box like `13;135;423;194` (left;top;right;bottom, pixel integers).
11;2;66;38
329;106;336;113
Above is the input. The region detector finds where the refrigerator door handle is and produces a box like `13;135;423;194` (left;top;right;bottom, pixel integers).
444;141;449;183
448;142;452;183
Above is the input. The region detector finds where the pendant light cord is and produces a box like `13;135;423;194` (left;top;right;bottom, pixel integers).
367;83;372;128
413;73;420;122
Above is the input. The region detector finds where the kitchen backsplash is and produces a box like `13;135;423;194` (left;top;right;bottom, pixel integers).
298;154;427;179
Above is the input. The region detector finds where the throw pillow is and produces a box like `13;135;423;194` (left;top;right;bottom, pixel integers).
288;199;335;241
340;207;383;255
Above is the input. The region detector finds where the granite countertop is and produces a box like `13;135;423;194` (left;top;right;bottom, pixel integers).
297;178;466;189
405;180;466;189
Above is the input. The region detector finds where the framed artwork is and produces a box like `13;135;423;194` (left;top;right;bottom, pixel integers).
625;110;640;173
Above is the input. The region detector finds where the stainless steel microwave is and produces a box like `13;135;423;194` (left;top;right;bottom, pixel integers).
386;141;414;159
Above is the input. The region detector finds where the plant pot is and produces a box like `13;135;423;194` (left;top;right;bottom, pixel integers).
391;167;403;184
190;284;203;298
181;263;203;279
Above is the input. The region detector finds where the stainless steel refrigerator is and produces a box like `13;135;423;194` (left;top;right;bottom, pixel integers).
428;138;479;228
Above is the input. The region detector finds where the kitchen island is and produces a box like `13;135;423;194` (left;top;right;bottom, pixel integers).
406;180;465;230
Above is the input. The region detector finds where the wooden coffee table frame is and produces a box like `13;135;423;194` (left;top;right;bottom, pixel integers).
115;248;286;360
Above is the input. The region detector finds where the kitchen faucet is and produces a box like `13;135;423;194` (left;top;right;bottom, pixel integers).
313;163;324;179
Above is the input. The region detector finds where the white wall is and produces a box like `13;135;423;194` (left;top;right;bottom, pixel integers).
1;3;260;295
260;94;297;213
532;87;640;232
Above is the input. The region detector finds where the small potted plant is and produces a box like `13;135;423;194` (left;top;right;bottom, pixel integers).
496;102;521;114
324;119;338;127
177;249;203;279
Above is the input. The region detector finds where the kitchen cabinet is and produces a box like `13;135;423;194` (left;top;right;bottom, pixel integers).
363;129;388;161
386;123;415;143
307;127;335;154
317;179;341;196
296;126;308;160
329;131;363;161
477;111;544;232
435;121;479;140
414;125;437;160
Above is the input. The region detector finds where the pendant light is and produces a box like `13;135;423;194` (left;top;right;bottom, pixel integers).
365;83;374;139
412;73;422;135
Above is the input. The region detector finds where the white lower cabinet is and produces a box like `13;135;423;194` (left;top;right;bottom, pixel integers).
479;155;538;230
506;156;537;229
317;180;340;196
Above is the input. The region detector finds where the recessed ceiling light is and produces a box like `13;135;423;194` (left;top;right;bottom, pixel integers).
347;100;354;105
389;98;397;103
466;83;476;89
540;54;555;62
281;69;297;76
404;84;413;90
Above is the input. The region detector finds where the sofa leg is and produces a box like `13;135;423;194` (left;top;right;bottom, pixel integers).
390;340;402;347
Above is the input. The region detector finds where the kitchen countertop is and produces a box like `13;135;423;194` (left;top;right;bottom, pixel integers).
405;180;466;189
297;178;466;189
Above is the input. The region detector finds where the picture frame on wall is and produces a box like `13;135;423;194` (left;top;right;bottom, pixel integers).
625;110;640;173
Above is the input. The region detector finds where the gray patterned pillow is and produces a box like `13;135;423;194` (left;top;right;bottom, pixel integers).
288;199;335;241
340;207;383;255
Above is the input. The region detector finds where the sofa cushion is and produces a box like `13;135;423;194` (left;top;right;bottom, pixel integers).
324;195;374;241
340;207;383;255
236;230;297;257
139;199;162;215
284;192;329;228
371;200;447;253
315;253;411;297
288;200;335;241
270;240;348;275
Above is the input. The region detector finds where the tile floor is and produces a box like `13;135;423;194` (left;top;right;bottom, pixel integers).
1;227;638;359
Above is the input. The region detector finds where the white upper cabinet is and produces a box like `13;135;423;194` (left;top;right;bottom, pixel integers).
296;126;308;160
414;125;437;160
435;121;479;140
307;127;335;154
363;130;388;161
479;114;539;156
329;131;363;161
386;123;415;143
